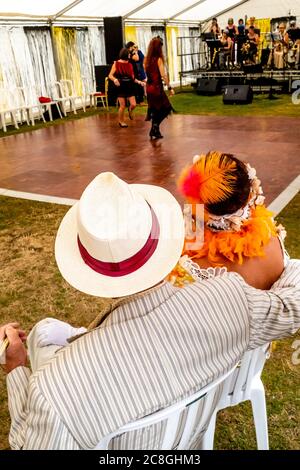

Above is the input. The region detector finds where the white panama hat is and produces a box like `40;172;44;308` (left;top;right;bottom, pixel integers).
55;172;184;298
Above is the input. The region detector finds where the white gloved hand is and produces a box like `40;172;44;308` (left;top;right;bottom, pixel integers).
36;318;87;347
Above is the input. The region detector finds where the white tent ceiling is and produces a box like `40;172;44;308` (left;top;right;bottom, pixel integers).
0;0;299;23
0;0;251;22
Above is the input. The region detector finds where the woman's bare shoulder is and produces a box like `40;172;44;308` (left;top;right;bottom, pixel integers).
194;237;284;290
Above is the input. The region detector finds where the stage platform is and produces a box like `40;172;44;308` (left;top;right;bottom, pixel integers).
180;69;300;91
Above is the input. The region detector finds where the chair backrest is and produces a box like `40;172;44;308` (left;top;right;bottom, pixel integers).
13;87;26;108
218;344;270;407
60;79;76;97
54;81;64;99
0;87;15;110
104;77;109;96
94;365;237;450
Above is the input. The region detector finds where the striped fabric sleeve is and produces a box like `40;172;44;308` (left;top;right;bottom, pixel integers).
6;366;31;449
245;259;300;349
7;366;81;449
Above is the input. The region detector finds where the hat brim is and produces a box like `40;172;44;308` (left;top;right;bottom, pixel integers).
55;184;184;298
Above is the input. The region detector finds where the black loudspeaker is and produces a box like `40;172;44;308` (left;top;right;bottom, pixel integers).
103;16;124;64
196;78;222;95
223;85;253;104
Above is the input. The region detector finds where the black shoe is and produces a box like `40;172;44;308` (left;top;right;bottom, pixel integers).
149;124;161;140
149;129;159;140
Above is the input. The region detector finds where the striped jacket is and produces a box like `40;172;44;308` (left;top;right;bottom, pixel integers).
7;261;300;449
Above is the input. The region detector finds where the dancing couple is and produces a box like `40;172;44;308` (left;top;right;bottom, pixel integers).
109;37;174;139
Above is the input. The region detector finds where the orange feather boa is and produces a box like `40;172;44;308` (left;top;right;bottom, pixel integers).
184;205;278;265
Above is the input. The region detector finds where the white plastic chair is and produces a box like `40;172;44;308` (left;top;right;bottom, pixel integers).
56;80;86;115
202;344;270;450
0;87;20;132
94;365;237;450
14;87;46;126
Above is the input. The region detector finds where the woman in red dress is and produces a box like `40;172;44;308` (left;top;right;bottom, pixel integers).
109;48;145;127
144;37;175;139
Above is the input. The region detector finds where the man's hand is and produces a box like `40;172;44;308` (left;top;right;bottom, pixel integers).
0;323;27;344
0;325;27;374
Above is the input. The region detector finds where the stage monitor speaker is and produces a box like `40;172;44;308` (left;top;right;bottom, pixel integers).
196;78;222;95
103;16;124;64
223;85;253;104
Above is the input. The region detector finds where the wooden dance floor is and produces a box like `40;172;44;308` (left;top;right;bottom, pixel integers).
0;113;299;204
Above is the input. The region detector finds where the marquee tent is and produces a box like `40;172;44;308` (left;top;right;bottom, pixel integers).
0;0;299;25
0;1;299;108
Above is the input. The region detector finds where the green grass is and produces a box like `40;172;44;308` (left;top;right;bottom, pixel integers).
0;192;299;449
214;192;300;450
1;89;299;138
171;88;300;117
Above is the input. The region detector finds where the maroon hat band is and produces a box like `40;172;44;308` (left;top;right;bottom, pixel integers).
77;205;160;277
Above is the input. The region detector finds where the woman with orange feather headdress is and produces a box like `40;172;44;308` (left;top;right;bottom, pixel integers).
170;151;288;290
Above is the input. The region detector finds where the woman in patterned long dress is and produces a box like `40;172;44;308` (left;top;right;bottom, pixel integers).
144;37;175;139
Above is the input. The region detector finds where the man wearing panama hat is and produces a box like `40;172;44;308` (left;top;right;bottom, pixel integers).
1;172;300;449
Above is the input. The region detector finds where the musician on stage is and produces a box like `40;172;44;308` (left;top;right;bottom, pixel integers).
226;18;238;38
219;31;233;70
245;17;260;36
287;20;300;68
225;19;238;66
237;19;246;65
210;17;221;38
243;26;260;64
269;23;289;69
237;18;246;35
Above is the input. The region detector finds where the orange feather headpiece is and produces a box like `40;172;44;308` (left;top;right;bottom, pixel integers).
178;151;237;205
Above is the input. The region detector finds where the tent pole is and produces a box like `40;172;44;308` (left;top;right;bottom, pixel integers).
164;20;170;79
168;0;207;21
204;0;250;23
123;0;158;19
51;0;84;22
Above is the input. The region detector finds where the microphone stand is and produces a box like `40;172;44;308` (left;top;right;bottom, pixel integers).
268;33;279;100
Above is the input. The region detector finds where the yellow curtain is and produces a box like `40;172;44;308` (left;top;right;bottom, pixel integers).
52;27;82;94
124;26;138;45
166;26;179;83
247;18;271;50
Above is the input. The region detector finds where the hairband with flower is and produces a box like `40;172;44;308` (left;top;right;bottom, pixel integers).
206;163;265;232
